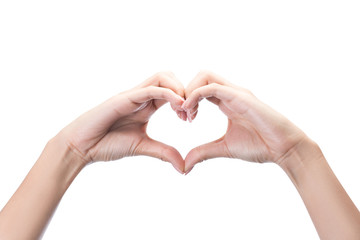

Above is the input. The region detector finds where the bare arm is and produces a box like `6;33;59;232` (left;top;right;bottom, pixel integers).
0;72;186;239
0;137;84;239
183;71;360;239
280;138;360;239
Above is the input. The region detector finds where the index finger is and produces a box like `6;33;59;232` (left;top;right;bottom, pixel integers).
185;71;232;99
137;71;185;98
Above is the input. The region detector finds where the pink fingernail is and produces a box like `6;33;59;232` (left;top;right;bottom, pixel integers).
176;168;183;174
179;111;183;120
187;111;192;122
181;102;186;110
185;166;194;175
181;111;187;121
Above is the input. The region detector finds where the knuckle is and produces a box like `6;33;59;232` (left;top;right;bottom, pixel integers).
207;82;221;93
162;88;172;98
158;87;174;99
164;71;175;77
154;71;173;79
208;82;220;88
192;87;202;97
242;87;255;97
146;85;157;91
163;87;173;94
176;86;185;96
144;86;156;97
153;72;168;81
154;71;165;77
185;88;192;98
198;70;213;79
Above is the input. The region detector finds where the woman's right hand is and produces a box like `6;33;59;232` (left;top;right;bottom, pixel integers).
57;72;186;173
182;71;318;174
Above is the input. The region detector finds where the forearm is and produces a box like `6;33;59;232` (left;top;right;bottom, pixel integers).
280;138;360;239
0;136;85;240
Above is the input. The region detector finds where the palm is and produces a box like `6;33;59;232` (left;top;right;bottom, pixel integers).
88;122;147;162
61;72;186;173
86;100;157;162
183;71;307;173
63;98;162;163
223;119;272;163
221;102;305;164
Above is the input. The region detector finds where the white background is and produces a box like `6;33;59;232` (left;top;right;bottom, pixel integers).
1;0;360;239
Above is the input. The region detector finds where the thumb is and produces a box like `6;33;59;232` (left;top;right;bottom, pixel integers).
184;138;228;174
137;137;184;174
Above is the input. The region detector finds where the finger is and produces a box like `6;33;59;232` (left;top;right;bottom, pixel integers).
175;109;187;121
137;137;184;174
128;86;184;112
180;110;187;121
138;72;185;120
138;72;185;98
186;103;198;122
184;138;229;174
206;96;220;106
187;109;198;122
185;71;231;99
88;86;184;130
182;83;236;111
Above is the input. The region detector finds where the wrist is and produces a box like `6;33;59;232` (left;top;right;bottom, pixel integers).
278;137;325;183
0;135;87;239
44;135;86;190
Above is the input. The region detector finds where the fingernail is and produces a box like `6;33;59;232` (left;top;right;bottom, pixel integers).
181;102;186;110
184;166;194;175
181;111;187;121
175;165;184;174
179;97;185;105
183;112;188;121
187;111;192;123
190;110;197;122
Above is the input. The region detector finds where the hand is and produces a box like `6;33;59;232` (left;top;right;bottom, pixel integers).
58;72;186;173
182;71;307;174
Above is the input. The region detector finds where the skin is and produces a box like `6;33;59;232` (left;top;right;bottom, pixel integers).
0;71;359;239
182;71;360;239
61;71;187;171
0;72;187;239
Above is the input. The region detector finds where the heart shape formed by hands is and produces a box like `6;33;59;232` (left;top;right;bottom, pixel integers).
61;71;306;175
3;70;352;240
